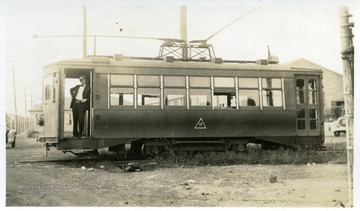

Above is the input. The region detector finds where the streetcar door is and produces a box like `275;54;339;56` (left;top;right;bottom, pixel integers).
295;76;321;135
62;69;93;138
43;72;60;139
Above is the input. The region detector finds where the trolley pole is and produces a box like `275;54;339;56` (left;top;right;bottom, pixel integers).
83;5;87;58
180;6;188;60
339;6;354;207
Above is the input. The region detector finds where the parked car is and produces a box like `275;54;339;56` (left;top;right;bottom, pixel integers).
333;117;346;137
6;128;17;148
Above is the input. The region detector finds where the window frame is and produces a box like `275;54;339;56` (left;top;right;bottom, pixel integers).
260;77;285;109
238;77;260;109
109;74;135;108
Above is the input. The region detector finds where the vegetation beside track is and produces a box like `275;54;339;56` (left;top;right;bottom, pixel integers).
154;142;347;167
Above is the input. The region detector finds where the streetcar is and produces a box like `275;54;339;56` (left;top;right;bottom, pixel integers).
37;7;324;157
37;44;324;157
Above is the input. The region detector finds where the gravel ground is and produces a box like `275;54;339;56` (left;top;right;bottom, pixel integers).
5;135;350;207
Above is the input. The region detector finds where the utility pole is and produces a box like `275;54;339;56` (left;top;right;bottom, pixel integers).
24;86;28;130
83;5;87;58
24;86;27;117
12;69;18;132
339;7;354;207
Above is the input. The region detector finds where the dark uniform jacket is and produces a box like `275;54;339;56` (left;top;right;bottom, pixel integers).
70;85;91;110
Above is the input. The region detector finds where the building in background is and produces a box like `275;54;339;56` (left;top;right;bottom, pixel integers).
28;104;44;133
6;113;32;133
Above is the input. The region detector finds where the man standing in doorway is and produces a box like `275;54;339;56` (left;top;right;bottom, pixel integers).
70;75;91;138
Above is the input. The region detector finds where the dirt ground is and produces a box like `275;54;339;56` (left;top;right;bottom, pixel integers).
5;135;350;207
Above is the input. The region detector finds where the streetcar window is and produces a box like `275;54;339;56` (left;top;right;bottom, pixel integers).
239;90;259;107
190;89;211;107
308;79;318;105
296;79;305;104
164;89;186;106
189;77;211;87
189;77;211;107
297;109;306;130
164;76;186;87
238;78;258;88
214;77;236;109
262;90;282;107
261;78;283;107
110;74;134;107
309;109;319;129
308;79;317;89
213;91;236;109
110;75;133;86
214;77;235;88
44;75;54;101
262;78;281;89
138;75;160;87
137;88;160;106
110;88;134;106
238;78;259;107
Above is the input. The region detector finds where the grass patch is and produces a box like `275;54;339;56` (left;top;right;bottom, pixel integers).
92;142;347;167
155;147;347;167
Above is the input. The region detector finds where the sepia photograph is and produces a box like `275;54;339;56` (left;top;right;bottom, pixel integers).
1;0;359;208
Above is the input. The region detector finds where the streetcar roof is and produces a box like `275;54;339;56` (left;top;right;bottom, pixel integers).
44;55;323;73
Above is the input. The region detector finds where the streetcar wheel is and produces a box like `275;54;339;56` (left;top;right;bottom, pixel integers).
130;141;145;159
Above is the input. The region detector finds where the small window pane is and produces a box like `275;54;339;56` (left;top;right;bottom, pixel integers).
296;79;305;90
309;91;318;104
164;76;186;87
214;77;234;88
310;120;318;129
309;109;318;119
308;79;317;90
111;75;133;86
189;77;210;87
262;90;282;107
190;89;211;106
297;109;305;118
137;88;160;106
262;78;282;89
238;78;258;88
164;89;186;106
297;120;306;130
239;90;259;107
44;75;54;101
309;109;319;129
297;90;305;104
110;88;134;106
138;75;160;87
213;91;236;109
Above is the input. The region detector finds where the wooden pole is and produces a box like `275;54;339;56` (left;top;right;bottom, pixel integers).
24;86;27;117
339;7;354;207
12;69;18;132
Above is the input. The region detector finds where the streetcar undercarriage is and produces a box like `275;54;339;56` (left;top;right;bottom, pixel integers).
39;136;324;158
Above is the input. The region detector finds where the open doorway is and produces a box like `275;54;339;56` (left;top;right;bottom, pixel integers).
63;69;92;138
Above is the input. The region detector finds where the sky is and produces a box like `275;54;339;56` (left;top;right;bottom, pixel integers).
0;0;359;117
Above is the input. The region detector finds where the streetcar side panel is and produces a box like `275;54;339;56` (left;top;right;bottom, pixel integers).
93;109;297;138
91;65;305;141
